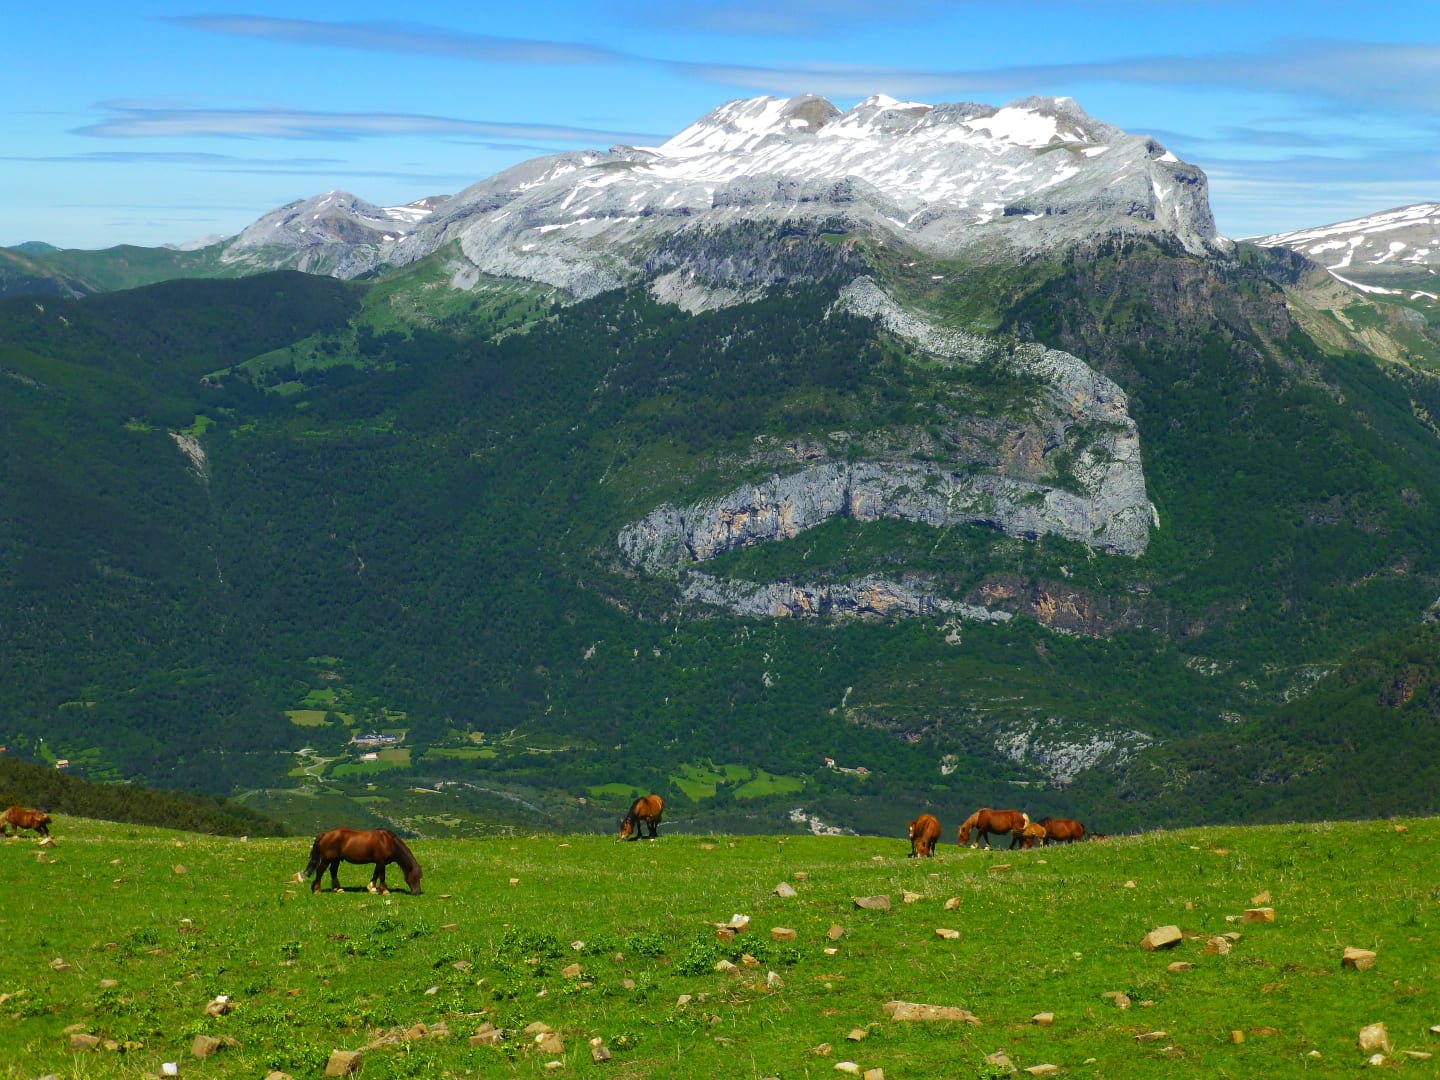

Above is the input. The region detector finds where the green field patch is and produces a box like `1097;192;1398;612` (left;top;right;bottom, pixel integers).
733;769;805;800
330;758;409;779
300;688;337;708
285;709;330;727
377;748;410;764
423;747;497;762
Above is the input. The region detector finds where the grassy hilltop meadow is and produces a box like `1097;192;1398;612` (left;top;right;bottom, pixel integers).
2;815;1438;1078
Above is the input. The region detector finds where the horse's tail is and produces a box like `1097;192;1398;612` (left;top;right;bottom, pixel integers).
303;835;324;879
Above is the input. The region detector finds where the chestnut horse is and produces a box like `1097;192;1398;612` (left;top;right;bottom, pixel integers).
908;813;941;858
1037;817;1086;844
303;828;422;894
1018;822;1047;849
957;808;1029;849
2;805;51;838
620;794;664;840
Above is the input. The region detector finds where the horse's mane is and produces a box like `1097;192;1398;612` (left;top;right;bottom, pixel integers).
959;810;981;828
385;830;420;874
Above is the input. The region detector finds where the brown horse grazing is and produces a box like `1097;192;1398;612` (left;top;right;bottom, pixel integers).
908;813;941;858
2;805;51;838
1037;817;1086;844
1018;822;1048;849
620;795;664;840
303;828;422;894
957;808;1030;850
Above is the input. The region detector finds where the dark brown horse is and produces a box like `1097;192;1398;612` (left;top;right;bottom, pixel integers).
2;805;51;838
957;808;1029;849
1036;817;1086;844
908;813;941;858
619;794;664;840
303;828;422;894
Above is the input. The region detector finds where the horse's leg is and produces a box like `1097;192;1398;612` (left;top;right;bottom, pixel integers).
329;860;343;892
373;861;389;894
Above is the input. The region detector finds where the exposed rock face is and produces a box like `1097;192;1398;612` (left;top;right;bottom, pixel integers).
617;277;1155;619
681;572;1011;623
213;93;1221;296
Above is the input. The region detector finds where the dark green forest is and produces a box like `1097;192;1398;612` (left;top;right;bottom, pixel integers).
2;239;1439;836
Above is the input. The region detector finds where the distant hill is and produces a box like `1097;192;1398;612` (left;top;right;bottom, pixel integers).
0;757;288;836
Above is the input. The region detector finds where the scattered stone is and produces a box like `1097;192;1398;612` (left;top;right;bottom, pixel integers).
854;895;890;911
326;1054;362;1077
524;1022;554;1036
714;959;738;973
847;1028;868;1041
1342;947;1377;971
1135;1030;1167;1042
1403;1051;1433;1060
721;914;751;933
1251;889;1271;905
69;1033;101;1052
1101;991;1132;1009
173;865;187;876
834;1062;861;1074
717;927;736;944
884;1001;980;1024
699;843;715;851
812;1042;833;1056
1242;907;1275;924
203;994;232;1017
1358;1023;1391;1054
825;947;839;956
676;995;692;1007
989;864;1012;875
591;1042;611;1063
828;925;846;940
621;979;635;990
1032;1012;1054;1026
1140;925;1183;950
570;940;584;951
1230;1031;1244;1044
863;1071;885;1080
1251;1026;1281;1037
1431;1024;1440;1035
191;1035;224;1059
561;963;582;978
741;953;759;967
536;1032;564;1054
264;1073;294;1080
1394;824;1408;834
162;1063;179;1076
935;928;961;940
984;1050;1015;1071
944;897;961;911
766;971;783;988
1167;961;1195;973
771;927;798;942
452;960;471;972
1205;937;1232;956
1024;1066;1059;1077
1368;1053;1386;1066
49;957;72;972
469;1023;502;1047
1184;901;1194;911
1124;880;1136;889
545;1061;563;1072
775;882;798;898
794;872;809;880
509;878;519;887
902;891;922;904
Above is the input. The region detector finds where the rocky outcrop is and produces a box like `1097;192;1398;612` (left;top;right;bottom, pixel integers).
682;572;1012;622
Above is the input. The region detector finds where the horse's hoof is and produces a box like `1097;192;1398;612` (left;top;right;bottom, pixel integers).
334;887;344;893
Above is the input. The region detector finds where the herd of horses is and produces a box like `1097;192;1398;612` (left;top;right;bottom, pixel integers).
7;795;1078;893
909;807;1087;856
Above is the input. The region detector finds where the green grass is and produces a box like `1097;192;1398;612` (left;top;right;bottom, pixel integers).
2;817;1437;1078
285;710;330;728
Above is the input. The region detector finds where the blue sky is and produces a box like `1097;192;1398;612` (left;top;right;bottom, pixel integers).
5;1;1438;249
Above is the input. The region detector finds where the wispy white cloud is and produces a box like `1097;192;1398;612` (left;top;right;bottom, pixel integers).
159;15;626;65
1;150;343;166
74;102;664;145
157;14;1440;116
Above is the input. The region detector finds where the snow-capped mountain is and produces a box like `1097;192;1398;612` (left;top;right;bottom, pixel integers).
215;93;1222;298
1252;204;1440;298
